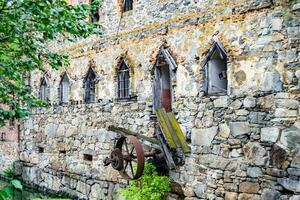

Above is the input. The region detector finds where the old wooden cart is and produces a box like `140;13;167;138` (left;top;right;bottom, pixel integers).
104;108;190;180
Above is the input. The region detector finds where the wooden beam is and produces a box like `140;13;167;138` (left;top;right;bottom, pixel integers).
108;126;160;145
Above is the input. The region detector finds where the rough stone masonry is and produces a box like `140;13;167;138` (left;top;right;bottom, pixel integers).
15;0;300;199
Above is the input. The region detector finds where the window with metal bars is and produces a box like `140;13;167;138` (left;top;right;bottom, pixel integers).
90;0;99;23
118;60;130;99
59;72;70;104
39;78;48;101
84;67;97;103
122;0;133;12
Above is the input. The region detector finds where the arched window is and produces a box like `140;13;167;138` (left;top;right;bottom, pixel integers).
122;0;133;12
59;72;70;104
118;59;130;99
39;77;48;101
90;0;99;23
203;40;228;95
84;67;98;103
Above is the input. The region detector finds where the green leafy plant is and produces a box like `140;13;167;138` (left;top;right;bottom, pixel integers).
119;163;171;200
0;167;23;200
0;0;102;126
3;167;16;179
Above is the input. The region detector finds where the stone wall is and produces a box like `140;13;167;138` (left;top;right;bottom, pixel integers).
0;125;19;173
20;0;300;199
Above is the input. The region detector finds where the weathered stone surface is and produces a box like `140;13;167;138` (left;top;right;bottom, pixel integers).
76;181;91;195
261;127;280;143
192;182;206;198
90;183;106;199
278;178;300;192
239;182;260;193
271;144;288;168
291;149;300;169
280;125;300;149
191;127;218;146
287;168;300;176
214;97;229;108
198;154;230;170
292;3;300;11
246;167;262;178
261;189;280;200
261;71;283;92
230;122;250;137
266;168;285;177
219;123;230;138
225;192;238;200
44;123;58;136
243;97;256;108
290;195;300;200
243;142;269;166
238;193;260;200
276;99;299;109
275;108;298;118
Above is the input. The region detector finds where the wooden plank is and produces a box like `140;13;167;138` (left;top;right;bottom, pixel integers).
167;112;191;153
156;109;176;148
108;126;160;145
155;125;176;169
160;108;181;148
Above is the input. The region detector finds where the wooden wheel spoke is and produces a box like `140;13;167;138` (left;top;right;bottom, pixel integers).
130;146;135;155
123;161;129;172
129;161;134;177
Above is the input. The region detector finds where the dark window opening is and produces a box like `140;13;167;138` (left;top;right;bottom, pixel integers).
84;67;97;103
122;0;133;12
90;0;99;23
0;132;6;141
83;154;93;162
39;78;48;101
9;117;15;128
59;72;70;104
118;60;130;99
38;147;44;153
204;43;228;96
59;150;66;154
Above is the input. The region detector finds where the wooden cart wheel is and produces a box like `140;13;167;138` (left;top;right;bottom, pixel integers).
115;136;145;180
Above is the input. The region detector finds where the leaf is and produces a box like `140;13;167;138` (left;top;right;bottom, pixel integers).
11;180;23;190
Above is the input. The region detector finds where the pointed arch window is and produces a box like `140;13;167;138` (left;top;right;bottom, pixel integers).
59;72;70;104
203;40;228;96
122;0;133;12
84;67;98;103
90;0;99;23
39;77;48;101
118;59;130;99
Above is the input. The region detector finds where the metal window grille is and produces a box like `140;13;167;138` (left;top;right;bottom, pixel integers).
39;78;48;101
85;69;96;103
59;73;70;103
122;0;133;12
118;61;130;99
91;0;100;22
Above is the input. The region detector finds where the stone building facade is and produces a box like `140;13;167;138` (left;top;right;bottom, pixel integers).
0;105;19;173
19;0;300;199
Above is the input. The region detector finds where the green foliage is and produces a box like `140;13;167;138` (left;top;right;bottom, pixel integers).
0;0;102;126
0;166;22;200
0;180;23;200
3;167;16;179
119;163;171;200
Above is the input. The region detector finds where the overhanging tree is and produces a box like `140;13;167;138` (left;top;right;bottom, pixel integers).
0;0;101;126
